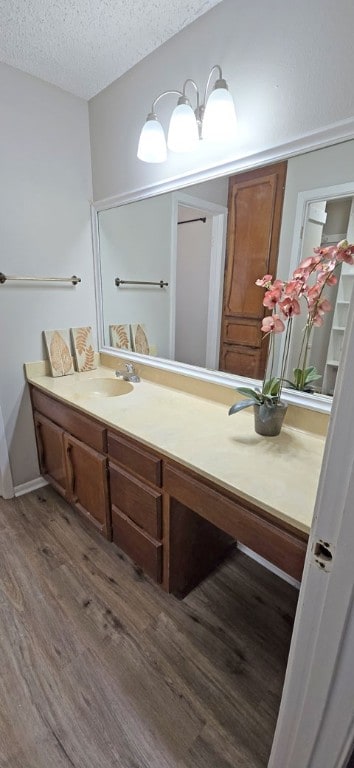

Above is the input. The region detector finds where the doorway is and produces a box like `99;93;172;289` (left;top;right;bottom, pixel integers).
171;192;227;370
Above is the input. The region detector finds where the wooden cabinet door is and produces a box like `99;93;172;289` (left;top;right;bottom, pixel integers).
64;433;110;538
34;412;67;498
219;161;287;378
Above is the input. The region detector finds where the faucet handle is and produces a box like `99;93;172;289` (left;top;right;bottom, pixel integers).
125;362;135;373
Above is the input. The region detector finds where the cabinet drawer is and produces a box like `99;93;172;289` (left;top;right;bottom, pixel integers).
110;463;162;539
107;431;162;486
31;388;106;452
112;505;162;583
164;463;307;582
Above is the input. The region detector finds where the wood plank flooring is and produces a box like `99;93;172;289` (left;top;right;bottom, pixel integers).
0;487;298;767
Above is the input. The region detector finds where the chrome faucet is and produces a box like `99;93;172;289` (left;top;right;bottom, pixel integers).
115;363;140;382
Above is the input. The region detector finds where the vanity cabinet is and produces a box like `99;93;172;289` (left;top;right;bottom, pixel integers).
29;385;308;594
31;388;111;538
164;463;307;583
34;412;67;498
63;432;110;537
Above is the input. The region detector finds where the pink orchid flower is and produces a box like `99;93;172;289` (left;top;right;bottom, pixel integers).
312;298;332;326
298;254;322;270
255;274;273;287
284;278;305;297
314;245;338;259
336;239;354;264
305;283;322;308
292;266;311;282
316;269;337;286
254;238;354;399
278;296;301;317
261;314;285;334
326;273;338;286
262;280;283;309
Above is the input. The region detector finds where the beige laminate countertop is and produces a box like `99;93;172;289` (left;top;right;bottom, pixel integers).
25;364;326;535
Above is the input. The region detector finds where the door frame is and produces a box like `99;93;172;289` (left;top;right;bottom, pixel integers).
171;192;228;368
288;181;354;279
269;270;354;767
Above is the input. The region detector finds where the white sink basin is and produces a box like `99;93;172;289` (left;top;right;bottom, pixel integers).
75;378;133;398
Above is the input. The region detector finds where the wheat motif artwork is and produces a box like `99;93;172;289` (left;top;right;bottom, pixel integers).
44;329;75;377
71;326;96;372
229;239;354;435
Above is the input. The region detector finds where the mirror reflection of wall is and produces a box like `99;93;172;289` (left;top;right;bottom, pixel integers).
95;138;354;403
286;195;354;395
98;177;228;368
99;195;174;358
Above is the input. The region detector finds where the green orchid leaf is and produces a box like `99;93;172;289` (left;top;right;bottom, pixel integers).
262;396;279;409
304;367;322;382
235;387;262;402
282;379;296;389
270;380;281;396
262;377;281;397
290;365;322;391
228;399;257;416
292;368;303;386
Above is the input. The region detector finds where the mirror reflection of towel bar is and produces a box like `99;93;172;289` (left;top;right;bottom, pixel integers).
115;278;168;288
177;217;206;225
0;273;81;285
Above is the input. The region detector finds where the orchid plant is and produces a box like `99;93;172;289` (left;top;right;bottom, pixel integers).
229;238;354;417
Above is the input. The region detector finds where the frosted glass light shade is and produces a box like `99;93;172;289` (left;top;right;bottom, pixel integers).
137;115;167;163
202;87;237;141
167;103;199;153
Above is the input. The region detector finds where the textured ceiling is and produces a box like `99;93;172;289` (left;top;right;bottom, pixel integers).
0;0;223;100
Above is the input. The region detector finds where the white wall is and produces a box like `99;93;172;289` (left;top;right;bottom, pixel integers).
0;63;94;489
89;0;354;202
183;178;228;208
99;195;173;358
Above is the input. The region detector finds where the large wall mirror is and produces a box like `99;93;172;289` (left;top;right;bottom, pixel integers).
93;138;354;412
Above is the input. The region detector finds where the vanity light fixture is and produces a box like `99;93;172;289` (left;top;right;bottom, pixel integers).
137;65;237;163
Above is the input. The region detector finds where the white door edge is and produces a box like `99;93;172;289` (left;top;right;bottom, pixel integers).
269;265;354;768
0;404;14;499
205;212;227;369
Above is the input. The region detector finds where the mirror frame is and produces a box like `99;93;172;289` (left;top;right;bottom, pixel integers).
91;126;354;415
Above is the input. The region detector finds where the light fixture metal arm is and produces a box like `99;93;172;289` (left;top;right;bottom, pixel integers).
182;78;200;111
203;64;223;106
151;89;183;114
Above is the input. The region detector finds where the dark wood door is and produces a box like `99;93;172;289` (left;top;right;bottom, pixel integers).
33;412;67;498
219;161;287;378
63;433;111;538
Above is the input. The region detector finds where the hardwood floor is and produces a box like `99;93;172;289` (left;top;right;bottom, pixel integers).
0;487;298;767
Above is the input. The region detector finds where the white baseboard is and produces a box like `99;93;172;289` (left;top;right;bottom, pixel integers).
237;543;301;589
14;477;48;497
